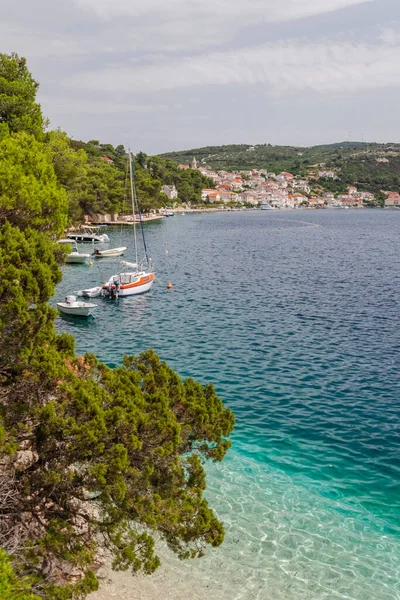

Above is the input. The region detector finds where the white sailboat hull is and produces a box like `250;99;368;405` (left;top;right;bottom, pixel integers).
102;272;154;297
118;278;154;296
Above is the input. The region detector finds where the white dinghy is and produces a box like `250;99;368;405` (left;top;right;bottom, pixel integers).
92;246;127;258
57;295;97;317
58;240;90;264
76;287;103;298
65;246;91;264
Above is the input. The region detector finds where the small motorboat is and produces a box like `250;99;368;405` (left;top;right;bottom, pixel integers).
57;295;97;317
92;246;127;258
65;245;91;264
67;226;110;243
76;287;103;298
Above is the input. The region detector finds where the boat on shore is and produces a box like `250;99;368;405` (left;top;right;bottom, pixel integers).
57;295;97;317
261;203;276;210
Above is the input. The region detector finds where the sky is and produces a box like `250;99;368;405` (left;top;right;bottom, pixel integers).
1;0;399;153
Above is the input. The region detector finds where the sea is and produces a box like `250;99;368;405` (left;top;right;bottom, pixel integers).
55;209;400;600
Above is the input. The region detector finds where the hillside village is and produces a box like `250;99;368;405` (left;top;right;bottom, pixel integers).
160;157;400;209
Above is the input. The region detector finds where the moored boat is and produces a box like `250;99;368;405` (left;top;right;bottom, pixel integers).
57;295;97;317
93;246;127;258
65;244;91;264
67;226;110;243
76;287;103;298
102;269;155;297
101;152;154;298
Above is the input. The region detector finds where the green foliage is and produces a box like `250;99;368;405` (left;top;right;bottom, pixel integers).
0;132;68;233
48;134;127;220
0;223;64;374
46;130;89;223
0;217;234;593
78;158;125;216
160;143;314;172
0;550;39;600
141;155;214;207
0;53;44;140
0;53;235;598
56;142;214;216
313;177;348;195
161;142;400;200
338;156;400;198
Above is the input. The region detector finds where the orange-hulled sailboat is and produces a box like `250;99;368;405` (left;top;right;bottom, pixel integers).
102;152;154;299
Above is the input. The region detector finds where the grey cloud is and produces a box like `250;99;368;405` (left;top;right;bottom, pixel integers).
1;0;399;152
64;39;400;95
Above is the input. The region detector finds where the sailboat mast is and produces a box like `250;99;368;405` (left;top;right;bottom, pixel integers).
128;150;139;268
131;161;150;268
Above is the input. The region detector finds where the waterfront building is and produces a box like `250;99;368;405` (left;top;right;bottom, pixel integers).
384;193;400;207
161;185;178;200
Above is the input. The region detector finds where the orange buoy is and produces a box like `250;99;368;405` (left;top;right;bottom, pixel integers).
167;282;173;289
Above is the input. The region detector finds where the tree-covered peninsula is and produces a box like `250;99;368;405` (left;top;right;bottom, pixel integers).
0;53;234;599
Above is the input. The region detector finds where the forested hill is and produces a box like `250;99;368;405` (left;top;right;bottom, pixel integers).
55;140;215;221
160;142;400;171
160;142;400;195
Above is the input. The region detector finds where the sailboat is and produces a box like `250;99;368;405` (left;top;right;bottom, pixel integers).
101;152;154;298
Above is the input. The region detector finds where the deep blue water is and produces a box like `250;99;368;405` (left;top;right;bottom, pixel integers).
55;210;400;600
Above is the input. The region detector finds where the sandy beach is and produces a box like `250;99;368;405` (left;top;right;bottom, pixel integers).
90;552;222;600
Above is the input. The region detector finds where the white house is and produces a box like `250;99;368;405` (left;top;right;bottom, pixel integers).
218;191;239;203
205;191;221;203
161;185;178;200
318;170;336;179
277;171;294;183
385;193;400;207
201;188;217;201
241;191;259;205
292;180;311;193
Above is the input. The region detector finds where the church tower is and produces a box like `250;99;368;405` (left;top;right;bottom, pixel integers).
191;156;197;170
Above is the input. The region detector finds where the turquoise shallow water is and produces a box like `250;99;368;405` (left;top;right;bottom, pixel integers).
55;210;400;599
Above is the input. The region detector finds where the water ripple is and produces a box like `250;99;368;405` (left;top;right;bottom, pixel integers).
56;210;400;599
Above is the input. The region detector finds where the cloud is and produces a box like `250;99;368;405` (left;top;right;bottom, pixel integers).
65;38;400;96
378;27;400;45
1;0;375;59
74;0;372;22
39;95;168;116
68;0;374;53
